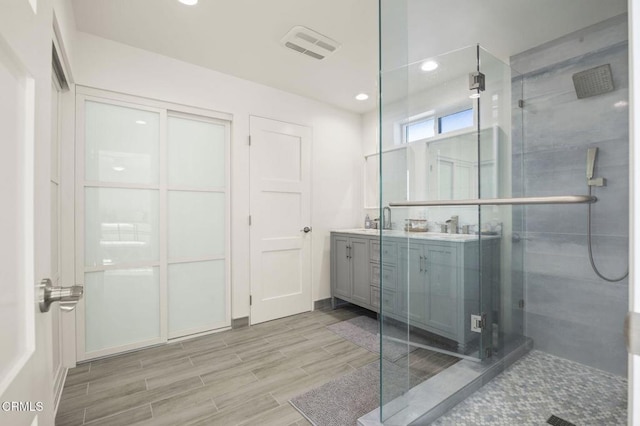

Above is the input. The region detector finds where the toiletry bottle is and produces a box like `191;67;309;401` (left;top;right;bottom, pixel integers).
365;214;371;229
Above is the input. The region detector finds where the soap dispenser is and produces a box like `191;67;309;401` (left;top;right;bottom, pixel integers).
365;214;371;229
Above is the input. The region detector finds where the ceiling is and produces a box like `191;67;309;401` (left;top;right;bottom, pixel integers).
71;0;627;114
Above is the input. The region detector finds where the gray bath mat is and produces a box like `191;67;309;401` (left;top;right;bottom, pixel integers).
290;361;408;426
289;362;380;426
327;315;416;362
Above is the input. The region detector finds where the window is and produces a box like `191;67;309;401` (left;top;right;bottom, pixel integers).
400;106;474;144
405;117;435;143
438;108;473;134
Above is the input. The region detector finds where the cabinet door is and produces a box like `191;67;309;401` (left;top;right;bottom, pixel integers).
333;236;351;298
398;243;426;324
350;237;371;306
425;245;458;336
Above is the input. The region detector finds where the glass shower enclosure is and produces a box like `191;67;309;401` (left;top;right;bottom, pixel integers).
374;2;629;425
377;43;527;423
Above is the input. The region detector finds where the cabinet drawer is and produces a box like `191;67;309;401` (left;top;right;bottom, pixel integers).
370;263;397;289
371;287;396;313
370;240;397;265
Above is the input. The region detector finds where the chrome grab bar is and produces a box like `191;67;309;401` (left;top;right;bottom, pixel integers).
389;195;597;207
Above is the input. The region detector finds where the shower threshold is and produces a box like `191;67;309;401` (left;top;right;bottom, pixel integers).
358;336;533;426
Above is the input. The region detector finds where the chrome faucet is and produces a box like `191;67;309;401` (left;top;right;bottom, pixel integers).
383;206;391;230
446;215;459;234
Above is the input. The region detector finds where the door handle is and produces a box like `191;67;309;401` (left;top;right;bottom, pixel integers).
301;226;312;233
38;278;83;312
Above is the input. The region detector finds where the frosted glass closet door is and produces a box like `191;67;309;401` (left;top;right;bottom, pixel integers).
83;100;162;355
168;115;227;337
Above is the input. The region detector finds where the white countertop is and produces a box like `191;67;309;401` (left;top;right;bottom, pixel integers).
332;228;500;242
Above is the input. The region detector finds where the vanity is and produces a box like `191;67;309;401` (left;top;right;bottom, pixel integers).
330;229;500;352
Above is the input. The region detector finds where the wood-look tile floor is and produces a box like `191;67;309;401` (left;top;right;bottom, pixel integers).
55;306;458;426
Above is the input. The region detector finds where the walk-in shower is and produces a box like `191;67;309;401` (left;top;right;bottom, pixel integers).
366;2;629;425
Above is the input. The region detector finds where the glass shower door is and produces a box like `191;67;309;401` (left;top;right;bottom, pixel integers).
378;42;524;424
379;44;487;423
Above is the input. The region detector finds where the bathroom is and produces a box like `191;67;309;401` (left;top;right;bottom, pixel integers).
0;0;638;425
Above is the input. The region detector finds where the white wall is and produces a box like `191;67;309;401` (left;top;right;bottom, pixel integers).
70;31;364;320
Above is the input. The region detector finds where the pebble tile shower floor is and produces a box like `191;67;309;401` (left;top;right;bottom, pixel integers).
432;349;627;425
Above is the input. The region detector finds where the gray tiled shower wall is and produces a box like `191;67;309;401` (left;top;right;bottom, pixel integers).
510;14;629;376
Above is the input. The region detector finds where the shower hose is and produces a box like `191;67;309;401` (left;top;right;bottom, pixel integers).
587;186;629;282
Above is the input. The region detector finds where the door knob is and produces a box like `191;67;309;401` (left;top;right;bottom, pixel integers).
302;226;312;233
38;278;83;313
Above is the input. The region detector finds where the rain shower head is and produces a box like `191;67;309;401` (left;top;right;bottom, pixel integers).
572;64;614;99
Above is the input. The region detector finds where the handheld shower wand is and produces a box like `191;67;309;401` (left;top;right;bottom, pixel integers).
586;148;597;180
585;147;627;282
586;147;605;187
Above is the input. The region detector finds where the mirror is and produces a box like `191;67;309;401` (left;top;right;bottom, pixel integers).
364;148;408;208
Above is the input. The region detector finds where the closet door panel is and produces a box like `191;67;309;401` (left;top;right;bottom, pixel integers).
168;260;226;336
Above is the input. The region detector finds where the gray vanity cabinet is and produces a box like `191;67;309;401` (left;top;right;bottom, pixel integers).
332;234;371;307
332;235;351;299
424;244;459;337
398;242;458;337
397;244;425;323
331;231;500;354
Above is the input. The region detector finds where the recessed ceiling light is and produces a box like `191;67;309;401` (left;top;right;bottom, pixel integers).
178;0;198;5
469;93;481;99
420;60;438;72
112;166;125;172
135;120;147;125
355;93;369;101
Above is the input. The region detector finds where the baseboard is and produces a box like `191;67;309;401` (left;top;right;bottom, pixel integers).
53;365;68;415
314;298;333;310
231;316;249;329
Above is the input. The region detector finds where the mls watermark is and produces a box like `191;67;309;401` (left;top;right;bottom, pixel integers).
1;401;44;412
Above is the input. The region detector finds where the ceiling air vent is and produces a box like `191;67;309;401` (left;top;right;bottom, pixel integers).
280;26;341;60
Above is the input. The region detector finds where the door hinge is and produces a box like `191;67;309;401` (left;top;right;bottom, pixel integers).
518;299;525;309
471;313;486;333
248;135;252;146
469;71;486;91
250;295;252;306
518;99;525;108
249;215;252;226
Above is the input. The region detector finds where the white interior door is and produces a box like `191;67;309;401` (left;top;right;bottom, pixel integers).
0;1;54;424
249;116;312;324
